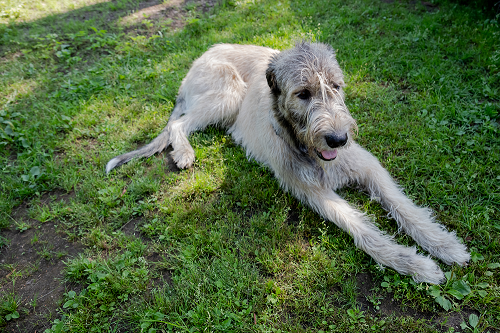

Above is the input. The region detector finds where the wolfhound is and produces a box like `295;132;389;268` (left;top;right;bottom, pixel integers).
106;42;470;284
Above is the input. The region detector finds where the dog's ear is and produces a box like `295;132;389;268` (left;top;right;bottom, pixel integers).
325;43;335;55
266;66;281;96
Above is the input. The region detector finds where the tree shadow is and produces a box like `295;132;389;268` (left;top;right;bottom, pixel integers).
0;0;219;56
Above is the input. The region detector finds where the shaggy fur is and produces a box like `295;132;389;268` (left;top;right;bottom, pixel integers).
106;42;470;284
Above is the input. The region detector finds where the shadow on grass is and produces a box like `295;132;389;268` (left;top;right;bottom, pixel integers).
0;0;222;205
0;0;221;55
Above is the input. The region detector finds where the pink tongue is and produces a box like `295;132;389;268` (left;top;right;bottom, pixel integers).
321;149;338;160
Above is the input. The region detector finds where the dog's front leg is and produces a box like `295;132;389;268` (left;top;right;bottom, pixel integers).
294;186;446;284
348;146;470;266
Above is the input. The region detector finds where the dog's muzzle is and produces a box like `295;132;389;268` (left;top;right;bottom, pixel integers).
315;133;347;161
326;133;348;148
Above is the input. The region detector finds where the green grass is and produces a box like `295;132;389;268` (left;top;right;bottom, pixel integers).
0;0;499;332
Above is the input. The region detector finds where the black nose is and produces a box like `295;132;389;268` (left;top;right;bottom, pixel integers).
325;133;348;148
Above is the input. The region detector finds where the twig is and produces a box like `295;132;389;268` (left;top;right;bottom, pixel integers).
39;287;58;300
119;219;134;231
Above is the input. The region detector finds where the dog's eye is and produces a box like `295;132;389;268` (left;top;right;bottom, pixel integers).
296;90;311;100
333;84;340;90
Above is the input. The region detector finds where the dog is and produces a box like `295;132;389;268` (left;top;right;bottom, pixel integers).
106;42;470;284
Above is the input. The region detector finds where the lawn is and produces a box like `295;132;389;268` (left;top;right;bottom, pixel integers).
0;0;499;332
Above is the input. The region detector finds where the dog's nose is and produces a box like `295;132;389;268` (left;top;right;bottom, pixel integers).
325;133;348;148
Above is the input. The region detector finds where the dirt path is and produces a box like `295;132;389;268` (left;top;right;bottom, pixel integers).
1;210;84;331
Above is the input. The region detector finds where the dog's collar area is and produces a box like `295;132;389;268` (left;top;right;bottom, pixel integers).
270;118;337;162
315;149;338;161
271;120;308;153
298;142;308;154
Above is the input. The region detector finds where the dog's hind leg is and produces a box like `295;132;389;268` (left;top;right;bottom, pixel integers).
105;113;176;174
346;145;470;267
166;112;210;170
166;62;247;169
106;93;198;173
106;61;246;172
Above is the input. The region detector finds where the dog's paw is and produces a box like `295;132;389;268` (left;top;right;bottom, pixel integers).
411;256;446;285
172;147;195;169
432;241;471;266
384;249;445;284
420;229;471;266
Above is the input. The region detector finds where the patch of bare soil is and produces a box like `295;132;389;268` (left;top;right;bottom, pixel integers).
356;272;480;332
1;0;219;57
0;222;85;332
0;191;84;332
57;0;217;27
60;0;219;34
119;0;220;35
382;0;439;12
408;0;439;11
146;252;173;288
119;217;153;244
0;51;23;64
120;0;188;26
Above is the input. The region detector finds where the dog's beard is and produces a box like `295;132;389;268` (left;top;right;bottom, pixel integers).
305;106;354;162
271;109;352;163
271;88;356;163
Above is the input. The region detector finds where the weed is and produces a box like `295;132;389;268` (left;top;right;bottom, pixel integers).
30;232;40;245
0;108;27;148
460;313;481;332
56;251;67;259
0;235;7;248
44;318;66;333
29;294;38;311
367;294;383;311
14;220;30;233
30;203;54;223
62;290;79;310
62;245;150;331
36;246;53;260
347;308;367;329
0;293;20;325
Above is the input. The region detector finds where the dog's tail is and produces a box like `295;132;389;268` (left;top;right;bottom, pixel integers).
106;97;187;174
105;127;170;174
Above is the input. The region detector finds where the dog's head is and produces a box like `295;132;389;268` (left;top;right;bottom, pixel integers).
266;42;357;162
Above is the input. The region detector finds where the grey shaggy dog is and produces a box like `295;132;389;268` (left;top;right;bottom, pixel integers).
106;42;470;284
